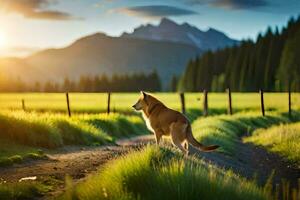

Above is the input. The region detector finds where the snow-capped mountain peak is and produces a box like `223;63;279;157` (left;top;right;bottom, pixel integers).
121;18;239;50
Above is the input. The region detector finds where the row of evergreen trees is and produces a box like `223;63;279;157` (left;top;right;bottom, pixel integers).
179;15;300;92
0;71;161;92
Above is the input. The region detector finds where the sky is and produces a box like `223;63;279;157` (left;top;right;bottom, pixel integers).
0;0;299;57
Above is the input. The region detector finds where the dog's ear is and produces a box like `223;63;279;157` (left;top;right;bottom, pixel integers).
140;91;147;99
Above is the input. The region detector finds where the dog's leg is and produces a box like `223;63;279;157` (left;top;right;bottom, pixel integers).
171;136;187;154
170;129;187;154
154;130;163;146
155;133;162;145
170;122;189;154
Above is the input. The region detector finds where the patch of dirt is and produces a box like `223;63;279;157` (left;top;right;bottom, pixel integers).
243;142;300;187
1;146;124;183
0;136;153;199
0;135;154;183
190;138;300;191
1;134;299;199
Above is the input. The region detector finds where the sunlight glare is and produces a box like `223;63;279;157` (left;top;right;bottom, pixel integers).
0;31;7;48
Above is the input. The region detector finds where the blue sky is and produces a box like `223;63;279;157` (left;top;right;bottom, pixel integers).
0;0;299;57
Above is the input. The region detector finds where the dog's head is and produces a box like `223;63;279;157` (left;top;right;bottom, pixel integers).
132;91;149;111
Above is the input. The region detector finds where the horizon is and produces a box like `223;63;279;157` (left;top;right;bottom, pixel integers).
0;0;299;57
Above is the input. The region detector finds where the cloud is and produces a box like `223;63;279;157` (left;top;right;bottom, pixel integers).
212;0;268;9
185;0;268;10
116;5;197;19
0;0;79;20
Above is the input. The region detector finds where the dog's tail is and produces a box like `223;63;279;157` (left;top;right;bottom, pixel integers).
186;125;219;152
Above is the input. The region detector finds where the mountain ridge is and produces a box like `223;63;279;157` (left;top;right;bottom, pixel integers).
0;18;239;89
121;18;239;50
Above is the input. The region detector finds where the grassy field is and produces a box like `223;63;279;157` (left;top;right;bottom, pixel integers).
245;122;300;164
0;92;299;114
0;105;205;168
61;145;270;200
0;111;148;166
1;111;299;199
58;111;300;200
1;92;300;199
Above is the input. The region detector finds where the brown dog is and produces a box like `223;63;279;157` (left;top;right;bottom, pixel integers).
132;91;219;154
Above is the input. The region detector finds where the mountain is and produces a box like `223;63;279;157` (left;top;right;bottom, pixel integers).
0;33;202;88
121;18;239;50
0;18;239;90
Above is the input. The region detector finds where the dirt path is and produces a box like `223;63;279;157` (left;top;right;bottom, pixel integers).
190;137;300;188
0;135;154;183
0;135;154;199
0;134;299;198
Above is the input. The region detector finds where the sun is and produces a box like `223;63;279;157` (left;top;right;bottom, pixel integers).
0;31;7;48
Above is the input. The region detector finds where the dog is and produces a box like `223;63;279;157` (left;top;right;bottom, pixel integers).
132;91;219;154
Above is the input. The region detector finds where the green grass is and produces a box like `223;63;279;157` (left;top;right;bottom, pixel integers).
59;111;300;200
0;140;46;167
0;92;299;114
0;111;148;148
0;180;52;200
191;111;300;155
244;122;300;164
61;145;270;200
1;92;300;199
0;111;148;167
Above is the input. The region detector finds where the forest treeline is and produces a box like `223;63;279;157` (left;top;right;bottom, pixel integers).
179;15;300;92
0;71;161;92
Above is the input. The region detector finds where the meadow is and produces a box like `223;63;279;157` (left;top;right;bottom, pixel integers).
0;92;300;200
60;111;300;200
0;92;299;114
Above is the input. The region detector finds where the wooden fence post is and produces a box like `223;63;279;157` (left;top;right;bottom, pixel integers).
179;92;186;114
227;87;232;115
22;99;26;111
288;88;292;118
203;89;208;117
260;89;265;116
66;92;71;117
107;92;111;114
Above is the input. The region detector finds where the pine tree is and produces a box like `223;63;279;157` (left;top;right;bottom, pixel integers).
277;29;300;91
179;15;300;92
170;75;178;92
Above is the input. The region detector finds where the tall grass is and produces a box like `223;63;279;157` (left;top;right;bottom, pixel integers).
244;122;300;164
0;111;148;148
61;145;269;200
191;111;300;155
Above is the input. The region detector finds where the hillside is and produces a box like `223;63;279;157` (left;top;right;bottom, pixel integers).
0;18;241;90
179;16;300;92
0;33;202;89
